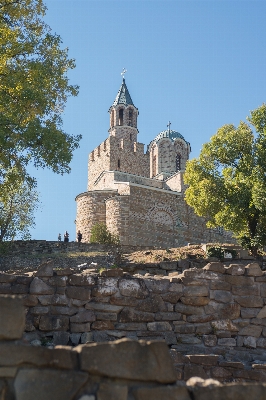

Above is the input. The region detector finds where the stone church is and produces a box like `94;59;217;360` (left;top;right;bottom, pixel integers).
75;78;232;247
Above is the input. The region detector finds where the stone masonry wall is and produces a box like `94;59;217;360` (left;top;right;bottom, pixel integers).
2;260;266;377
2;295;266;399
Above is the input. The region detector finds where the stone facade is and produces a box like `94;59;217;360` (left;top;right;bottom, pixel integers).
76;79;234;246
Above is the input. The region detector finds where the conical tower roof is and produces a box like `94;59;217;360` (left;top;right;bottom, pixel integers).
110;78;135;109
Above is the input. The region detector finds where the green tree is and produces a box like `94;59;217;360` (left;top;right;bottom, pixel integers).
0;175;39;241
184;104;266;256
0;0;81;189
90;223;120;245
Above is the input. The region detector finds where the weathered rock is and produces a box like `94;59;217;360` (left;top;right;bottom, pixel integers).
241;308;260;319
91;321;114;330
143;277;170;293
39;315;69;331
35;260;54;277
0;342;77;369
70;311;95;323
53;332;70;346
232;284;260;296
181;296;210;306
11;284;29;294
225;264;245;275
48;276;67;287
184;364;208;380
68;274;95;286
175;303;205;315
76;338;176;383
161;292;183;303
119;307;154;322
30;306;49;315
257;306;266;319
238;325;262;337
203;335;217;347
211;366;232;378
110;295;138;307
174;322;195;334
136;294;166;312
70;333;81;345
212;320;238;332
217;338;236;346
132;386;191;400
81;332;94;344
93;277;118;297
183;286;209;297
155;312;182;321
100;268;124;277
245;263;263;277
203;262;225;274
66;286;91;301
0;295;25;340
97;382;128;400
114;323;147;331
14;368;88;400
187;354;219;366
70;322;91;333
95;312;117;321
50;306;77;316
22;294;38;307
177;335;202;344
147;322;172;331
235;296;263;308
224;276;254;285
243;336;257;348
160;261;178;270
85;303;123;313
209;280;231;290
210;290;232;303
190;383;266;400
30;278;55;295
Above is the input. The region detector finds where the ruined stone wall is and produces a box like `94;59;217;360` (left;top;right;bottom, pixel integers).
1;261;266;370
2;295;266;399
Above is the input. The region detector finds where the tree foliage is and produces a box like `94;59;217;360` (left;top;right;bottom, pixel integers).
0;173;39;241
90;223;120;245
184;104;266;255
0;0;81;189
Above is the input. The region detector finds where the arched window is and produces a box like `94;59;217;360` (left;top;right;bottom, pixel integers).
152;155;156;177
176;154;181;171
119;109;123;126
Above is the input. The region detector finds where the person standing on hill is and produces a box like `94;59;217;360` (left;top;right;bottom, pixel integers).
64;231;69;242
77;230;82;244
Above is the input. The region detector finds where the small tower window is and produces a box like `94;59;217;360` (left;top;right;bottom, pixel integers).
98;146;100;156
152;155;156;177
91;150;94;161
118;159;120;168
128;109;133;126
176;154;181;171
119;109;123;126
130;133;132;141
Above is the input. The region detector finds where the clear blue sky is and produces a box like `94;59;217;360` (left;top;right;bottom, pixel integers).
28;0;266;241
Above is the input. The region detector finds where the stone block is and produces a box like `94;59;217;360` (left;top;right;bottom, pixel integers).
187;314;215;323
184;364;208;380
97;383;127;400
68;274;95;286
217;338;236;346
212;319;238;332
11;284;29;294
14;368;88;400
70;333;81;345
188;354;219;366
132;386;190;400
257;338;266;348
0;295;25;340
100;268;123;277
0;273;16;283
245;263;263;276
147;322;172;331
66;286;91;301
174;323;195;334
70;322;91;333
177;335;202;344
238;325;262;337
0;342;77;369
35;260;54;277
175;303;205;315
190;383;266;400
225;275;254;285
155;312;182;321
181;296;210;306
30;278;55;295
30;306;49;315
119;307;154;322
136;294;166;312
22;294;38;307
0;283;11;294
203;335;217;346
203;262;225;273
243;336;257;348
235;296;263;308
81;332;94;343
53;331;70;346
52;294;68;306
85;303;123;313
143;277;170;293
114;322;147;330
70;311;96;323
160;261;178;270
50;306;77;316
225;264;245;275
77;338;176;383
0;367;17;377
257;306;266;319
260;284;266;297
211;366;232;378
182;269;221;280
91;321;114;330
210;290;232;303
232;284;260;296
241;308;260;319
183;286;209;297
93;277;118;296
48;276;67;287
161;292;182;303
39;315;69;331
95;312;117;321
209;280;231;290
195;322;212;335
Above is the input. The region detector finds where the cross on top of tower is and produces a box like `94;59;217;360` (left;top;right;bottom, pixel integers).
167;121;171;133
121;68;127;79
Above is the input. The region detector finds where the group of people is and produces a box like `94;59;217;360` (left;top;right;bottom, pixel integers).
57;230;82;243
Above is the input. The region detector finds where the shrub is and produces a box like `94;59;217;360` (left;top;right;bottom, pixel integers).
90;223;120;245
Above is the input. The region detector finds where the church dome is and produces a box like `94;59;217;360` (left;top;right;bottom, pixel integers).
153;129;186;143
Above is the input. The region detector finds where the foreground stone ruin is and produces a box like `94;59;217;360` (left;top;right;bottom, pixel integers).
1;295;266;399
